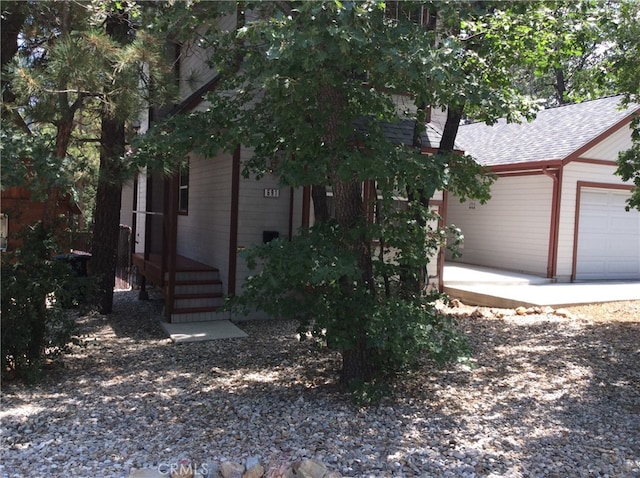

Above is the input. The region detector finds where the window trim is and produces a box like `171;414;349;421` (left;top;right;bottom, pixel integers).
178;160;189;215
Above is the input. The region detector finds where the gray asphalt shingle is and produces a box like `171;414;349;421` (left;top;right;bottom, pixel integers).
456;95;638;166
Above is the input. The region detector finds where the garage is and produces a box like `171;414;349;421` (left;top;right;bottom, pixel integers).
575;187;640;280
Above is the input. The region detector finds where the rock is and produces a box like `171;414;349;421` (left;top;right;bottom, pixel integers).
515;306;527;315
243;457;265;478
245;456;261;470
129;469;165;478
243;464;264;478
542;306;554;314
287;459;338;478
171;459;195;478
554;308;574;319
450;298;462;308
470;308;484;319
221;461;245;478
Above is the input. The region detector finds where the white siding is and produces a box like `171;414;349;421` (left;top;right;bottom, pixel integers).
177;152;233;292
556;161;634;281
178;14;236;102
392;94;417;117
133;170;147;254
120;178;134;227
580;123;634;161
235;147;294;299
447;174;553;276
430;107;448;131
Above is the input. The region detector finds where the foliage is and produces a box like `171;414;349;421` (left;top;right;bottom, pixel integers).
1;223;80;382
2;0;192;314
134;0;580;386
230;221;470;377
610;1;640;211
498;1;619;106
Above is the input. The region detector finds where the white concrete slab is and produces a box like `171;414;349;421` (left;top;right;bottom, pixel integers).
161;320;248;343
444;263;551;285
444;263;640;308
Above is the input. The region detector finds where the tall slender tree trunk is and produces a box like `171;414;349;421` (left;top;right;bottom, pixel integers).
319;84;376;384
91;7;130;314
311;184;330;223
92;116;125;313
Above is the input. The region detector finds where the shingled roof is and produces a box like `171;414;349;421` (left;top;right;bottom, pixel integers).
358;118;460;151
456;95;639;167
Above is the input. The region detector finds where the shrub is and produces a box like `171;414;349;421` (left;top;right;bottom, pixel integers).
1;223;79;382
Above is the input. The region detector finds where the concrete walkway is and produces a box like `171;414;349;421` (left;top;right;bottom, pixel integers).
443;263;640;308
160;320;247;343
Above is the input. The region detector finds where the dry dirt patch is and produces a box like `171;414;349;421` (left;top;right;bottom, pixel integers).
564;300;640;323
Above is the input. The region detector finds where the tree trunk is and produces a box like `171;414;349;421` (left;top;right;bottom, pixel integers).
91;7;130;314
554;67;567;105
340;330;377;384
1;2;26;104
311;184;330;223
92;116;125;314
318;81;377;384
439;103;464;152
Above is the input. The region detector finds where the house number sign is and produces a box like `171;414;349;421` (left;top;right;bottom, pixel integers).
264;188;280;198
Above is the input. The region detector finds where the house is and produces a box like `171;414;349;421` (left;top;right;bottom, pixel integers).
447;95;640;282
1;186;83;252
118;10;454;323
120;109;451;323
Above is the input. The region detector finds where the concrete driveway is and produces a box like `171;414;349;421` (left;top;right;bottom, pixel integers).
443;263;640;308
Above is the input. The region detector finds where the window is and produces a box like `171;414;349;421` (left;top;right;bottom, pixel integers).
178;161;189;214
0;214;8;252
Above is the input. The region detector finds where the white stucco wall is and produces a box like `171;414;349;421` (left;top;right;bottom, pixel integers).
447;174;553;276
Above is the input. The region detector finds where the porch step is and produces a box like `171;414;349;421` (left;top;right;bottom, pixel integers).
174;280;224;295
166;269;220;283
170;307;231;323
173;292;225;309
168;265;227;322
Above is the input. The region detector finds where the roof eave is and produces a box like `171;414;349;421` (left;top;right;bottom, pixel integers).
488;159;563;173
562;108;640;165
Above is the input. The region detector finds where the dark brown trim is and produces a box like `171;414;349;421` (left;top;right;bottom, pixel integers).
571;181;635;281
542;167;561;279
490;160;562;174
301;186;311;229
131;175;138;256
169;74;222;116
566;157;618;166
288;187;294;240
165;173;179;320
564;111;638;163
496;170;547;178
422;146;464;155
228;145;241;296
363;180;376;223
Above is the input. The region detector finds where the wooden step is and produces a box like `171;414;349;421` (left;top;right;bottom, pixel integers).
170;307;230;323
174;293;225;309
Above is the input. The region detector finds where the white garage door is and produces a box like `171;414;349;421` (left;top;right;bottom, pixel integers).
576;188;640;280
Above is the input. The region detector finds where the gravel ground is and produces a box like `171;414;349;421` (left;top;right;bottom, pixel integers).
1;290;639;478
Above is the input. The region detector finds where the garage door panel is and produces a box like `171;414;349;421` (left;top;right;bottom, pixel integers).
576;188;640;280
